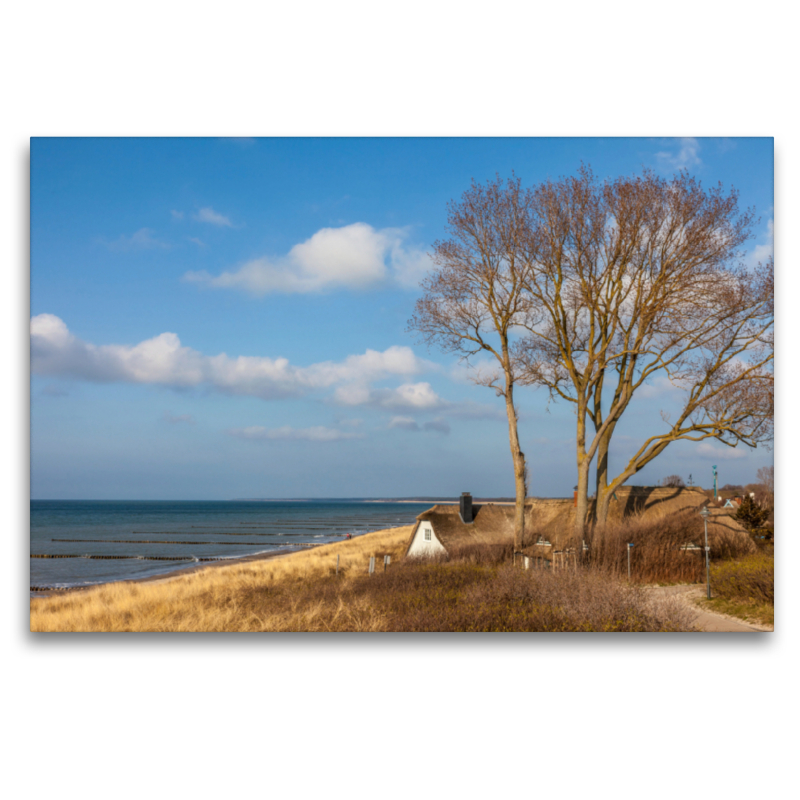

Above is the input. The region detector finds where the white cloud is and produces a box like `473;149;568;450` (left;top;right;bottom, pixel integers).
334;381;444;411
184;222;432;295
171;210;184;221
228;425;362;442
655;137;701;171
102;228;170;251
696;441;746;460
188;237;206;248
748;219;774;267
334;379;504;420
30;314;429;402
195;207;235;227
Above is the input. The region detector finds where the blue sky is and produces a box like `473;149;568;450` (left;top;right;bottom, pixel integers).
30;137;774;499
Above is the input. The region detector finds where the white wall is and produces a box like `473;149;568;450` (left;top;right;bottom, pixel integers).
406;521;447;557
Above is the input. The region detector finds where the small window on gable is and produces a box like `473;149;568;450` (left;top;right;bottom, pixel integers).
424;528;432;541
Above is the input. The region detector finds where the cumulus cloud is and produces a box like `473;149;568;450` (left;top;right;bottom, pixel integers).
183;222;431;295
227;425;362;442
163;411;195;424
655;137;701;171
30;314;429;402
102;228;170;251
334;380;503;421
195;207;235;227
334;381;444;411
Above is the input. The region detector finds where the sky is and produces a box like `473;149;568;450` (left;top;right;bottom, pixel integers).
30;137;774;499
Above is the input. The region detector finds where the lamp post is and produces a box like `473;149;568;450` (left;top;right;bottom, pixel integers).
699;507;712;599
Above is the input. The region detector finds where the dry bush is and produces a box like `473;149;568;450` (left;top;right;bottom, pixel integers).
341;562;696;632
711;551;774;605
575;509;752;584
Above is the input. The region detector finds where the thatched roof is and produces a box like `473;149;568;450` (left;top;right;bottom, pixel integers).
405;503;531;556
406;487;754;559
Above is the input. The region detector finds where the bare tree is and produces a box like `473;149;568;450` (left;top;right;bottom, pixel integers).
757;465;774;493
659;475;686;488
514;166;772;547
408;176;533;550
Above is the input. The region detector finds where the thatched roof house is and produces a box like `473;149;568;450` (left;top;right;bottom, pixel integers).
405;501;541;558
405;487;754;560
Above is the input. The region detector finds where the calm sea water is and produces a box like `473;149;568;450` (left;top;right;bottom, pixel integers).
30;500;433;591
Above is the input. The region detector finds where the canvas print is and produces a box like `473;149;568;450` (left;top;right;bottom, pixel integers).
30;137;774;632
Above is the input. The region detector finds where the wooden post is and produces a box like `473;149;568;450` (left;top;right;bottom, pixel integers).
384;555;390;571
336;554;340;576
369;556;375;575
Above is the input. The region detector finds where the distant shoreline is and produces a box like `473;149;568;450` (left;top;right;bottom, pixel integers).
30;544;302;597
231;497;520;504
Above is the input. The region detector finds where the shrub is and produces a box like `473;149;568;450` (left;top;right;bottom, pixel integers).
711;552;774;605
734;496;770;532
559;509;755;584
348;562;696;631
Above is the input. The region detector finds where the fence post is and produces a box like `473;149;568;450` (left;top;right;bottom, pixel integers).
369;556;375;575
627;543;633;582
336;554;340;576
384;555;390;572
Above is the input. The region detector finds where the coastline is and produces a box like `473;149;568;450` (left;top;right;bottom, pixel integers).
31;523;415;598
30;543;310;597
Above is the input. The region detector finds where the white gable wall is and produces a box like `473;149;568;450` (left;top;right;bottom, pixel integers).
406;521;447;557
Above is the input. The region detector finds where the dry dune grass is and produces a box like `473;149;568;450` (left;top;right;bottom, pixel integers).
30;520;697;632
30;525;413;632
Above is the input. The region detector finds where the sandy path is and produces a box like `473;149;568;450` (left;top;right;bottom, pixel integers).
646;584;772;632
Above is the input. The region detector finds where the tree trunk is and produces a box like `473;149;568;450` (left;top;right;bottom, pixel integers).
594;420;617;528
595;425;611;505
574;455;591;558
574;402;590;557
595;485;614;529
504;380;526;552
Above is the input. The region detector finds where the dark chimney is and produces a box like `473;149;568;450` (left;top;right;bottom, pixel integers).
460;492;473;524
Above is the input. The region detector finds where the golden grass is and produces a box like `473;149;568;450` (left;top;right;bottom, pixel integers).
700;596;774;627
30;525;413;632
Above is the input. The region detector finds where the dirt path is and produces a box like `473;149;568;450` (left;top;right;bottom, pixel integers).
646;584;772;632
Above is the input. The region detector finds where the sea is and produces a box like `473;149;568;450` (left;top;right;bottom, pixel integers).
30;499;435;592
